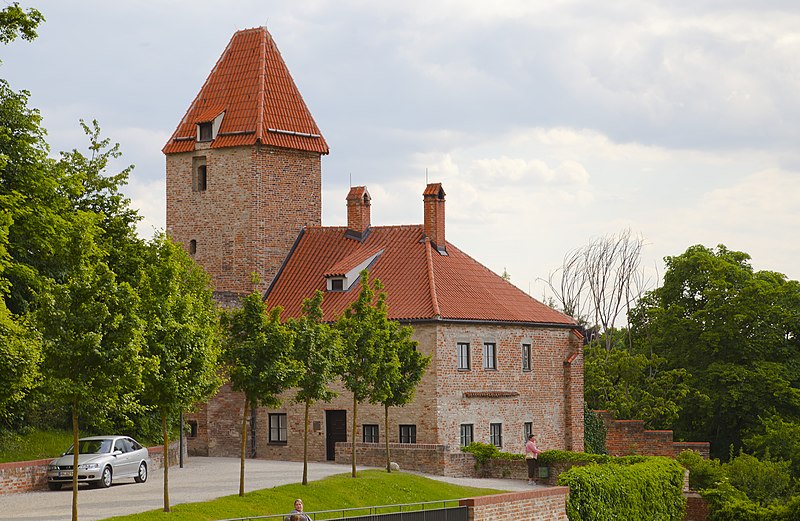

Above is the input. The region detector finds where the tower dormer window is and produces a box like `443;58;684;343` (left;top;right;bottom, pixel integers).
329;278;345;291
198;122;213;142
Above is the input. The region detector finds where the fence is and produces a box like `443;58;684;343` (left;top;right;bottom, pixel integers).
218;500;467;521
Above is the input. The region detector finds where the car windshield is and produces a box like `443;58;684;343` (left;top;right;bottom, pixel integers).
65;439;113;455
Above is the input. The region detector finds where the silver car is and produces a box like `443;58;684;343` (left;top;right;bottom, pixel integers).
47;435;150;490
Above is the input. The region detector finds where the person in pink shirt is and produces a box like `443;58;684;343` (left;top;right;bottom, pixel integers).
525;434;543;485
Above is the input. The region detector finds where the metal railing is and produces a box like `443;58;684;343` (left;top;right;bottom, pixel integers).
218;499;468;521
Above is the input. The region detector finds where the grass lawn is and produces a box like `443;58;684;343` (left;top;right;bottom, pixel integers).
101;469;503;521
0;429;74;463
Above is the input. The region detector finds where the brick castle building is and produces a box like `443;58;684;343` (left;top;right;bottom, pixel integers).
164;27;584;468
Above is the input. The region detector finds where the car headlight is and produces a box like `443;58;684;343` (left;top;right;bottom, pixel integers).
48;465;58;471
77;463;100;470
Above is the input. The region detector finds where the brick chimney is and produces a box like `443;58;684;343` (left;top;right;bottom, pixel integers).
345;186;371;241
423;183;446;254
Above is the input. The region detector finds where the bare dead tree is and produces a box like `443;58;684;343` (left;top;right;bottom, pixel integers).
543;229;651;351
542;247;588;323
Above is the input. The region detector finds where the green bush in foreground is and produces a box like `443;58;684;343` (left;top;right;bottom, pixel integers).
558;457;685;521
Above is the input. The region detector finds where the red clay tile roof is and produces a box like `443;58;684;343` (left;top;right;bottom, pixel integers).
163;27;328;155
266;225;577;326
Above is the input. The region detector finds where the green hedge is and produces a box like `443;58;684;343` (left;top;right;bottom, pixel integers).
557;457;686;520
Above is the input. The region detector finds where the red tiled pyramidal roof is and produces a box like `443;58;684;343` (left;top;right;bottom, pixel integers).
266;225;577;326
163;27;328;155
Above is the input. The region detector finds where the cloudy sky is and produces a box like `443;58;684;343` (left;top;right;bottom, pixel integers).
3;0;799;300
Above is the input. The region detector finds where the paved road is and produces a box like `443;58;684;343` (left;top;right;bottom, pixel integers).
0;458;532;521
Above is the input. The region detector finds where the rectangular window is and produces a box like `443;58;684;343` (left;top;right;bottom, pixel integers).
460;424;474;447
483;342;497;370
522;343;532;371
457;342;470;370
490;422;503;448
198;122;213;142
363;424;379;443
268;413;287;444
524;422;533;442
399;424;417;444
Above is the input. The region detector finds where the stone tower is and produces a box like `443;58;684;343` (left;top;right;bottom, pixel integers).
164;27;328;305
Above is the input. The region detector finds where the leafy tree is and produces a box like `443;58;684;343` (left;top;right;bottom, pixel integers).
630;245;800;458
583;338;689;430
372;320;430;472
0;2;44;45
288;290;342;485
336;270;387;478
36;212;143;521
222;290;299;496
137;232;221;511
56;119;144;282
745;416;800;479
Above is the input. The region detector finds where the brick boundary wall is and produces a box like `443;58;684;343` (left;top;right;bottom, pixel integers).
595;410;710;458
460;488;570;521
0;441;184;495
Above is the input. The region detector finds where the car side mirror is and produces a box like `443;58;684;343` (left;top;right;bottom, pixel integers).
112;450;123;456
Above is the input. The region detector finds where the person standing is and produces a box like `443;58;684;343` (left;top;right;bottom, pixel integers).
284;499;311;521
525;434;543;485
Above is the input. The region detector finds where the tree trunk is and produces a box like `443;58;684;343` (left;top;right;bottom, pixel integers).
71;399;79;521
162;409;171;512
384;404;391;472
351;394;358;478
239;398;249;496
302;401;309;485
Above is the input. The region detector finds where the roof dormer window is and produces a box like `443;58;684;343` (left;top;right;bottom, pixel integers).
328;278;345;291
198;122;213;142
324;248;384;292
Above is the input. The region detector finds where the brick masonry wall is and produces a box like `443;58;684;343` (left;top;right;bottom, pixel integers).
434;324;583;454
0;441;183;495
596;410;710;458
461;488;570;521
188;322;584;464
165;143;321;299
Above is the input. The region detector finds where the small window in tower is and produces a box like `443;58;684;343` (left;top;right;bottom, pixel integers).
192;156;207;192
330;278;344;291
189;240;197;255
198;122;213;142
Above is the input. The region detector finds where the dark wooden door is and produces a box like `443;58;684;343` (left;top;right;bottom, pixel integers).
325;410;347;461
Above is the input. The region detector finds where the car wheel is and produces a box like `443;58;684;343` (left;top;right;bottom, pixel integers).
97;466;112;488
134;462;147;483
48;482;61;491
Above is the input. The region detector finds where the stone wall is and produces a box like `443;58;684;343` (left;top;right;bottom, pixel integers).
0;441;184;495
460;488;570;521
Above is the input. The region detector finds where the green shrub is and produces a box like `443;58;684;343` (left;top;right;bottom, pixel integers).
724;452;793;506
461;442;522;466
677;449;724;490
558;456;685;521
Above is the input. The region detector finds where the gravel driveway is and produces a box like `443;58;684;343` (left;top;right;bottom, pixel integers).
0;458;530;521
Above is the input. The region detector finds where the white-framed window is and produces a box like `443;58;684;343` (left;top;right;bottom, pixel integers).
483;342;497;370
522;343;532;372
363;424;379;443
399;424;417;444
457;342;470;370
269;413;287;444
460;424;474;447
490;422;502;448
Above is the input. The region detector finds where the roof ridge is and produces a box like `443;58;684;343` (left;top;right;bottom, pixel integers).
255;28;267;144
424;237;441;317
